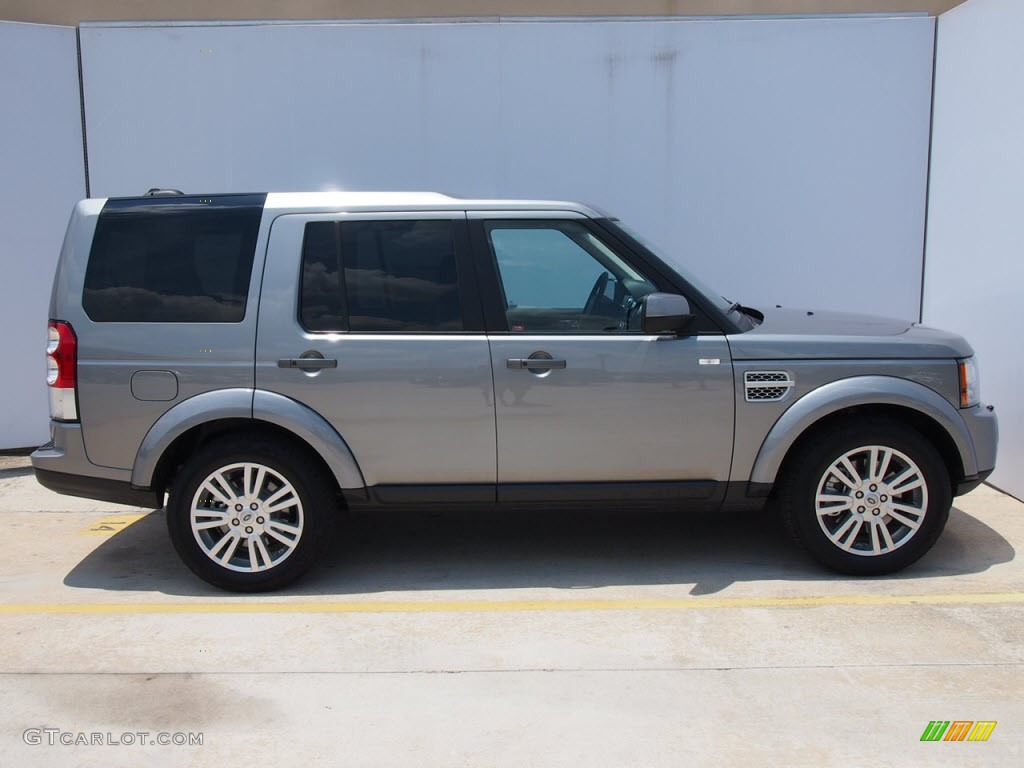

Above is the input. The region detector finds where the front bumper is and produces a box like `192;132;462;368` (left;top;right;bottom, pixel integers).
955;469;994;497
955;403;998;496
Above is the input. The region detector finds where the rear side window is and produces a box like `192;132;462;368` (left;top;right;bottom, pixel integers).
83;195;265;323
300;219;463;332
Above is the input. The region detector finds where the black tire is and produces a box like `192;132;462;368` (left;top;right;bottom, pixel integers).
778;419;951;575
166;435;337;592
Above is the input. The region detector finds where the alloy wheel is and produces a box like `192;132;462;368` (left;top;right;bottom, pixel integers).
814;445;928;557
190;462;305;572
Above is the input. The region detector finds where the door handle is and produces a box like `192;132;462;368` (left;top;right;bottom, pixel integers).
506;358;567;370
278;357;337;370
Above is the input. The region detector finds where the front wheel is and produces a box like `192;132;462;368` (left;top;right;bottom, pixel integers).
167;437;337;592
779;420;952;575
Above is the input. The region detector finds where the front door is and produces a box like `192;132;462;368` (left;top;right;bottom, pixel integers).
256;212;495;497
470;213;735;501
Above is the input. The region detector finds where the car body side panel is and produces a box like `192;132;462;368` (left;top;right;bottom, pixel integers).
131;388;254;487
48;199;105;318
488;334;735;483
729;357;964;486
76;338;255;470
253;212;496;488
252;390;366;491
52;196;274;471
744;373;980;487
463;210;736;485
131;388;367;492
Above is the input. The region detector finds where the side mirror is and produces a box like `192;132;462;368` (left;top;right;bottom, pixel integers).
641;293;695;335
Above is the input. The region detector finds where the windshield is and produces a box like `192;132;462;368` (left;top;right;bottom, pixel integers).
601;218;756;330
603;219;732;310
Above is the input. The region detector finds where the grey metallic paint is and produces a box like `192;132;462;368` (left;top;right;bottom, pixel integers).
131;388;253;487
745;375;983;487
33;192;999;516
255;212;496;488
730;307;975;360
490;334;734;483
33;422;132;483
46;197;279;471
252;389;366;491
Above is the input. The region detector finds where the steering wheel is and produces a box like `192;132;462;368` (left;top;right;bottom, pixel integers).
583;272;611;315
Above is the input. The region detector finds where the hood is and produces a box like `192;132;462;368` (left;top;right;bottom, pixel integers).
728;307;974;360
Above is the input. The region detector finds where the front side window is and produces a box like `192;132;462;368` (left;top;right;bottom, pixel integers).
300;219;463;332
485;220;656;333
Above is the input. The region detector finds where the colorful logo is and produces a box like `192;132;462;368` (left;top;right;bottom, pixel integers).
920;721;997;742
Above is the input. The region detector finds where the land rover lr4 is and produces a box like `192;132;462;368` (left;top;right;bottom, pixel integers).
32;192;999;591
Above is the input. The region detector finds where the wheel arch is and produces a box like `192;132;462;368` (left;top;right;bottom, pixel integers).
132;389;367;496
750;376;975;492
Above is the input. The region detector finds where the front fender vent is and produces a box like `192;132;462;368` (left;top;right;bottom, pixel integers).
744;371;795;402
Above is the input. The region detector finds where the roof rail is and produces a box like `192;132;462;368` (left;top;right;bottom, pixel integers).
144;188;185;197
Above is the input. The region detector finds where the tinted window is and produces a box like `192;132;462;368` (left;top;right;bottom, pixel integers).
300;220;463;332
83;195;265;323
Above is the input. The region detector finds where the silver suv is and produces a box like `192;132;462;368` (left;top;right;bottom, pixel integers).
33;191;998;591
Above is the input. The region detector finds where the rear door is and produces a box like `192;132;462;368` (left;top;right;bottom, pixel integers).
255;211;496;500
469;212;735;502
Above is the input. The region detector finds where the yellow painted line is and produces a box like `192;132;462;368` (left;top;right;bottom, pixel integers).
0;592;1021;616
79;514;147;536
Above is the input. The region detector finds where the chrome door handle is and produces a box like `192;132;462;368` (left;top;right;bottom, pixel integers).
506;358;567;370
278;357;337;370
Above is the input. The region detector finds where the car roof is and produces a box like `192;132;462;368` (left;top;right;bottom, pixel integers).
96;191;604;217
263;191;600;216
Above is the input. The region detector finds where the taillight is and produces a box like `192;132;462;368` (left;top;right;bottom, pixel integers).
46;320;78;421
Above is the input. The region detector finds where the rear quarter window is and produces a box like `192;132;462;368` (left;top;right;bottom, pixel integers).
83;195;265;323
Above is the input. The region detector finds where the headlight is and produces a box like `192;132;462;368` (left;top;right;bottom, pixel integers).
958;357;979;408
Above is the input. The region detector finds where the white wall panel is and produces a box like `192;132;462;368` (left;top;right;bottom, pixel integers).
81;16;934;322
925;0;1023;499
0;22;85;449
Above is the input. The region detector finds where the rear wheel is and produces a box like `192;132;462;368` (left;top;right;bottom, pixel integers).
167;437;337;591
779;420;951;575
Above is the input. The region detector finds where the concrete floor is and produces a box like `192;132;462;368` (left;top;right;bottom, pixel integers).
0;455;1020;767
